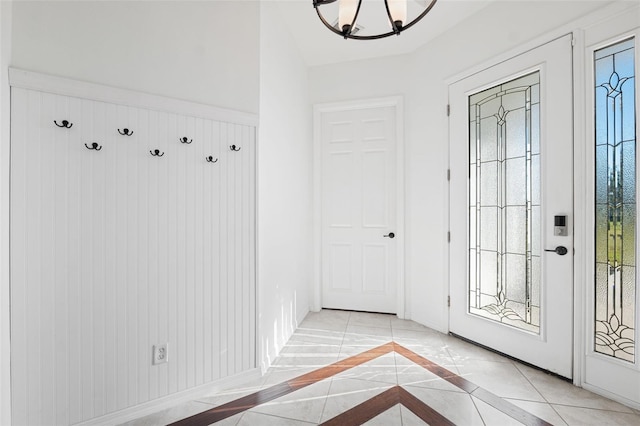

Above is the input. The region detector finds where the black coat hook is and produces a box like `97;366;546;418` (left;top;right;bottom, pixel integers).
206;156;218;163
150;149;164;157
118;128;134;136
54;120;73;128
85;142;102;151
229;144;241;151
179;137;192;144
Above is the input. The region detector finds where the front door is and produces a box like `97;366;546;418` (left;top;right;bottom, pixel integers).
318;101;400;314
449;35;574;378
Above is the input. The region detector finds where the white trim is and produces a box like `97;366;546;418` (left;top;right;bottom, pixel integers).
8;68;258;127
75;368;261;426
312;96;406;317
572;28;587;388
0;2;12;425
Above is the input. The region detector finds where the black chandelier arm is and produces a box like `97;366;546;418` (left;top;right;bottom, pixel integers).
313;0;438;41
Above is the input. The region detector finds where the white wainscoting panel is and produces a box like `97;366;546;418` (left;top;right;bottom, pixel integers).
10;85;256;424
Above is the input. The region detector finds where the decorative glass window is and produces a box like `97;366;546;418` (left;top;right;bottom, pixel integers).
594;38;636;363
468;72;541;333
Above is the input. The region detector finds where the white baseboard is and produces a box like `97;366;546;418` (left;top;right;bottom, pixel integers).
75;368;262;426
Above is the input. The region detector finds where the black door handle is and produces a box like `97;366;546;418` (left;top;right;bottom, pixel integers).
383;232;395;239
545;246;568;255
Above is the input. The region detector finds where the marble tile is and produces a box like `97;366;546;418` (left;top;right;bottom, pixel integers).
211;412;244;426
196;385;263;407
119;401;214;426
552;404;640;426
272;352;340;368
334;352;398;385
250;379;332;424
280;340;342;355
396;360;466;393
348;312;393;329
400;404;428;425
346;324;394;338
260;365;318;387
390;317;433;332
403;385;484;425
507;399;569;425
235;411;316;425
471;396;523;425
443;334;515;364
456;360;546;402
514;363;636;413
320;377;394;422
362;403;402;425
286;327;345;346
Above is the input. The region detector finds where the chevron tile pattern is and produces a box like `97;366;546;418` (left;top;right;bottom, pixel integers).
123;310;640;426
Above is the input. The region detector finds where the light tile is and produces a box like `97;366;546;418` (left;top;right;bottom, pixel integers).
320;377;394;422
396;360;465;393
472;396;523;425
400;404;428;425
403;385;484;425
272;352;340;368
236;411;316;425
348;311;393;329
119;401;214;426
346;324;394;338
391;317;433;332
507;399;569;425
334;352;398;385
443;334;514;364
553;404;640;426
514;362;636;413
250;379;332;424
260;365;318;386
211;412;244;426
456;360;546;402
363;403;402;425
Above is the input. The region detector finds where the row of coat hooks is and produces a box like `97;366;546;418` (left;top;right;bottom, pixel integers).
57;120;242;159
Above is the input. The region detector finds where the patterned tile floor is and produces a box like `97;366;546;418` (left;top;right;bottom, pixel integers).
123;310;640;425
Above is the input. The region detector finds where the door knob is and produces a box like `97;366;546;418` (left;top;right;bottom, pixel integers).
544;246;568;255
383;232;395;239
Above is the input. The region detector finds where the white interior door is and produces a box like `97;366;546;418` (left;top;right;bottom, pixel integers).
449;35;574;378
319;102;399;314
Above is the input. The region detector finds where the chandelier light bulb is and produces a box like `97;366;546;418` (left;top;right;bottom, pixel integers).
338;0;359;33
388;0;407;29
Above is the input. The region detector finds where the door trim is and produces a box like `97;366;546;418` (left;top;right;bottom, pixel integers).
313;96;405;317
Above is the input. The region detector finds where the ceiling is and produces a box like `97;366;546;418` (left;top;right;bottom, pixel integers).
273;0;497;67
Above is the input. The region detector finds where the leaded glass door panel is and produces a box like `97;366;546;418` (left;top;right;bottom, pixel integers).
449;35;574;378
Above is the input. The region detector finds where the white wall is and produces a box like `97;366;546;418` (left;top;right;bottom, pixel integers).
0;2;12;424
5;1;262;423
258;2;313;370
10;0;259;113
309;0;612;331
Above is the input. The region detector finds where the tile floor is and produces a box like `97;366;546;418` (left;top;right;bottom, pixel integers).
123;310;640;425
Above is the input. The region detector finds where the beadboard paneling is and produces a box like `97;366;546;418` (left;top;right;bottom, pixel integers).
10;87;256;424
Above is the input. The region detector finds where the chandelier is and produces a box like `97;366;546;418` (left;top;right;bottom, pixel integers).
313;0;438;40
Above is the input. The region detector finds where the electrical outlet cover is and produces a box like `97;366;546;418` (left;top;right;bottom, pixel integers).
153;343;168;365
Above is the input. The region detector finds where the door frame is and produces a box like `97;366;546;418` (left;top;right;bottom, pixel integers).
312;96;405;317
580;12;640;408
